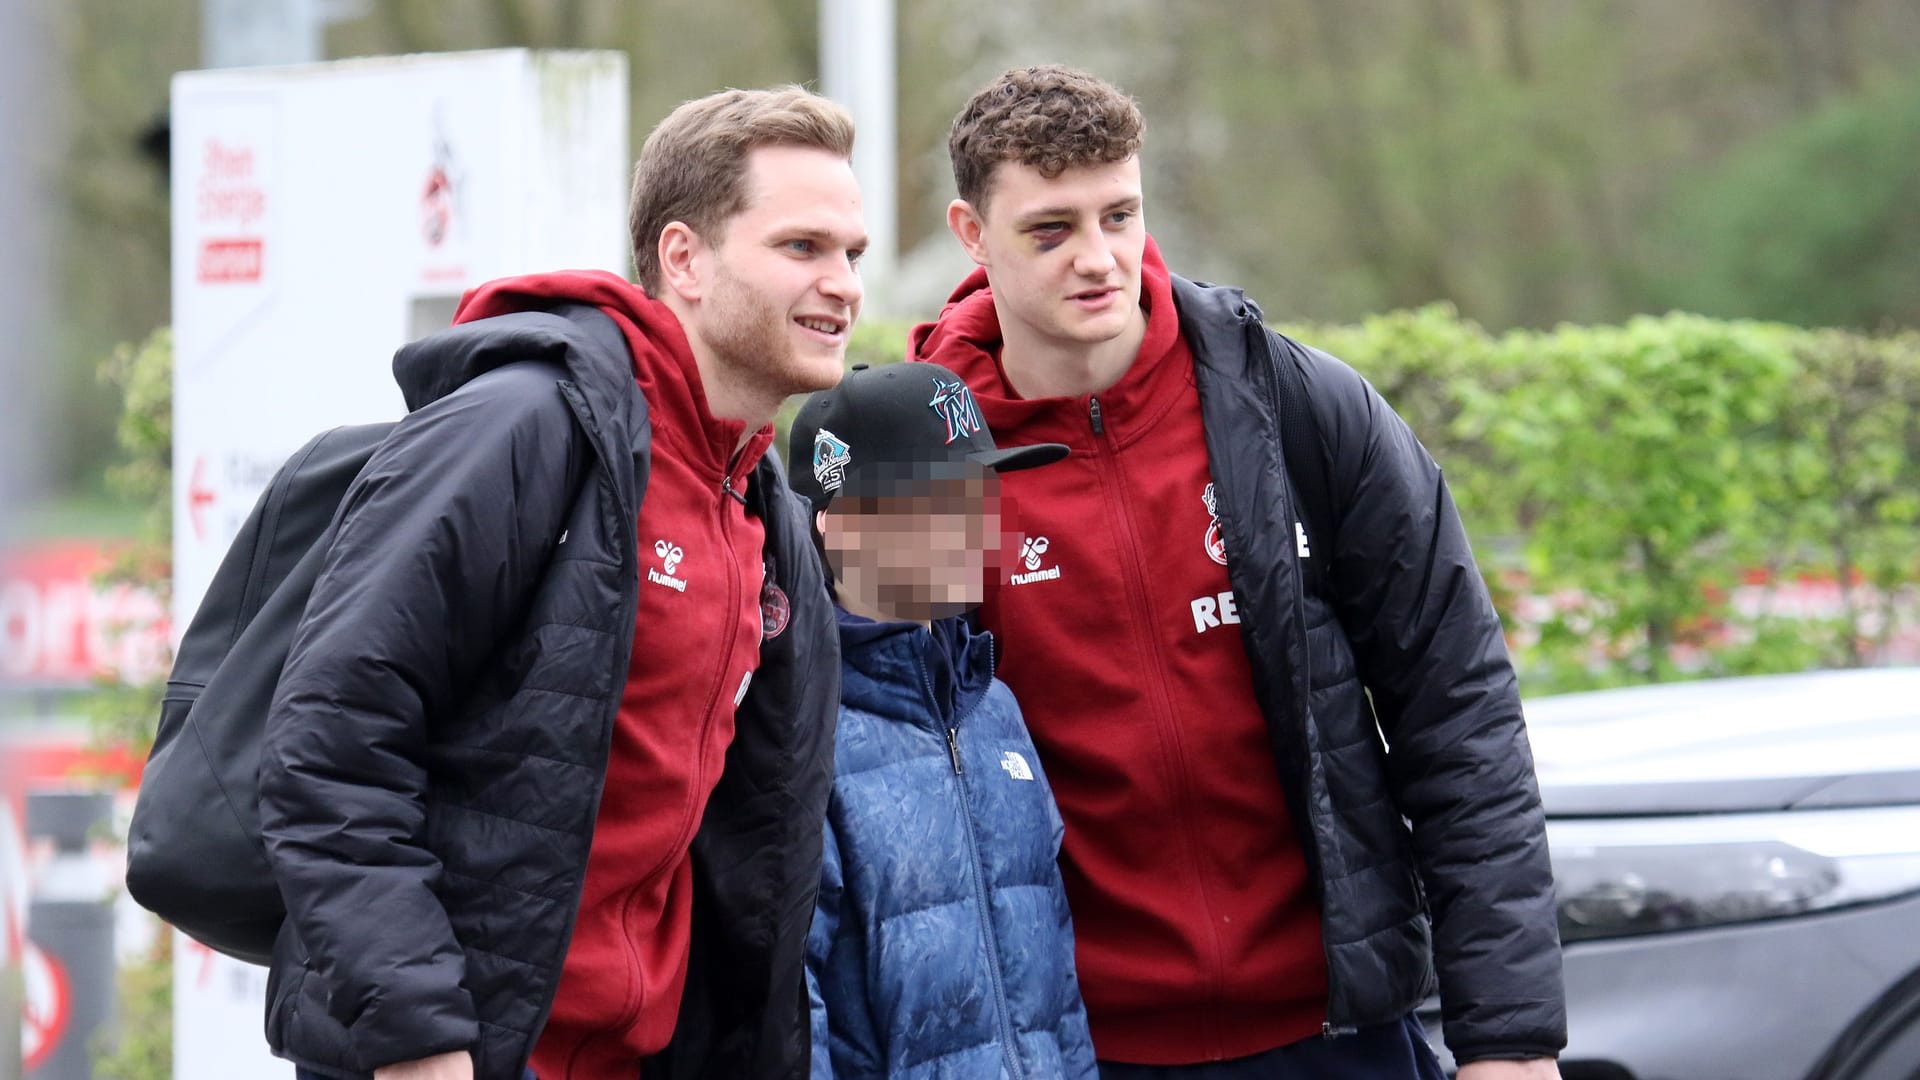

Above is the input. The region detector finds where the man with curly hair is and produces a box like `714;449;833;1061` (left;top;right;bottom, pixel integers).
911;65;1566;1080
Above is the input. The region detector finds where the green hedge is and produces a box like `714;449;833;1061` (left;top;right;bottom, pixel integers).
1282;308;1920;692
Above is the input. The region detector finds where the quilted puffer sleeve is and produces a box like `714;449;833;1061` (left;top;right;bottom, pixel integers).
259;363;583;1072
1300;343;1565;1063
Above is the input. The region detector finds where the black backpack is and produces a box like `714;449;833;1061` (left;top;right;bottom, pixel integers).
126;421;395;964
127;304;628;965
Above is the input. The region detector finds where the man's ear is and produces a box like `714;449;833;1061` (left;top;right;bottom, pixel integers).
947;199;990;268
656;221;705;302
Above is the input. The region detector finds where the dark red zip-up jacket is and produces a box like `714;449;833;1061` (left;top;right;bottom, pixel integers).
912;243;1328;1063
457;272;773;1080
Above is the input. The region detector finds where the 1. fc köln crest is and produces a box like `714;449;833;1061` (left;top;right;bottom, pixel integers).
1202;483;1228;565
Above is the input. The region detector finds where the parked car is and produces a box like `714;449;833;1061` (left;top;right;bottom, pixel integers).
1420;668;1920;1080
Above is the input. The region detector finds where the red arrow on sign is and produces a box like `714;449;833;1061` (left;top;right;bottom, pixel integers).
188;456;217;541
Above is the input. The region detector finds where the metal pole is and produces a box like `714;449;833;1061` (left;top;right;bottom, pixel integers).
819;0;898;317
0;0;57;553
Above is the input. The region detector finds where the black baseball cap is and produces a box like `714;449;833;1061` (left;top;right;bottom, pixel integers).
788;362;1069;512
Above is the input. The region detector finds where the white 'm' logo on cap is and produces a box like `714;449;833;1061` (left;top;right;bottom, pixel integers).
929;376;983;444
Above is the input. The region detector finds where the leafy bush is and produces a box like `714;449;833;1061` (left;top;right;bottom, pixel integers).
90;328;173;756
1290;310;1920;692
91;936;171;1080
83;328;175;1080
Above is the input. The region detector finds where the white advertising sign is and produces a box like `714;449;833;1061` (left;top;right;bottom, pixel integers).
169;49;628;1079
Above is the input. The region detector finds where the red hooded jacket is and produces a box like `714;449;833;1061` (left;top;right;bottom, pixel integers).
455;271;773;1080
912;242;1329;1063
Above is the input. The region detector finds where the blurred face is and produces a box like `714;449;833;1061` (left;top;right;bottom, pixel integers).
821;473;1002;623
693;145;868;397
948;156;1146;351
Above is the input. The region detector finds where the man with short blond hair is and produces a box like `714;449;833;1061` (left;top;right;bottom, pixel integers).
914;65;1565;1080
629;85;855;294
258;85;866;1080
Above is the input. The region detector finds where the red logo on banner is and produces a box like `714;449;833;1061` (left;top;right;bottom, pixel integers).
0;541;170;686
195;138;267;284
197;238;265;283
422;166;453;247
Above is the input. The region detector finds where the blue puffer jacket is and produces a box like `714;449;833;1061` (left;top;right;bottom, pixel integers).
807;609;1097;1079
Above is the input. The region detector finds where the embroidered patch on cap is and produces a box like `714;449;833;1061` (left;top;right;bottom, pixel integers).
812;428;851;492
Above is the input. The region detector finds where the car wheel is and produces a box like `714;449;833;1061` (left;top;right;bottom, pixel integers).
1805;966;1920;1080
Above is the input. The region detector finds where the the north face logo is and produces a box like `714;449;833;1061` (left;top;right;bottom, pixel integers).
999;751;1034;781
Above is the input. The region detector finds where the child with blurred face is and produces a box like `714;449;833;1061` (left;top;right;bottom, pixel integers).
818;469;999;623
788;362;1097;1079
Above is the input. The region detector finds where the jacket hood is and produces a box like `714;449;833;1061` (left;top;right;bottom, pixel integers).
836;607;994;731
395;269;767;482
1168;275;1260;375
389;270;640;412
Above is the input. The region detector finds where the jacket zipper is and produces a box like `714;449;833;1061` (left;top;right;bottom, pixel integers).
949;633;999;774
607;470;749;1037
642;472;748;880
699;468;747;752
918;646;1023;1079
1084;391;1232;1056
1253;323;1347;1037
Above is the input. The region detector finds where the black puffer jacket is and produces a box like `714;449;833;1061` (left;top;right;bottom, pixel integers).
257;307;838;1079
1177;276;1566;1062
